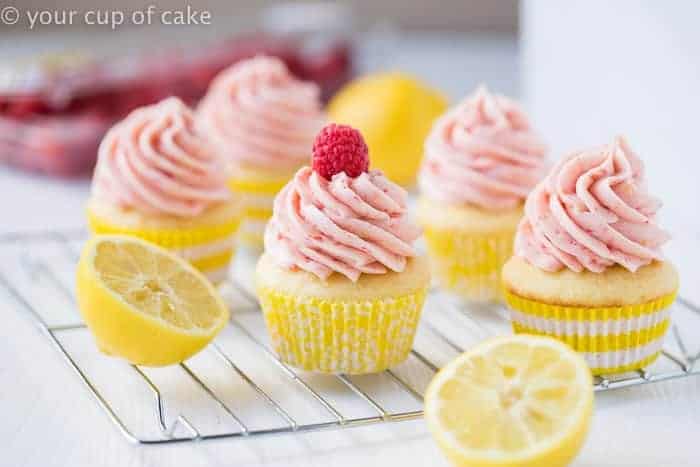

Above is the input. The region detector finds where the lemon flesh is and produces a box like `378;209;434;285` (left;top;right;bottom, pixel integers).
425;335;593;467
76;235;229;366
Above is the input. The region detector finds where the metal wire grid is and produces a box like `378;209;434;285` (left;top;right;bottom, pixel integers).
0;229;699;445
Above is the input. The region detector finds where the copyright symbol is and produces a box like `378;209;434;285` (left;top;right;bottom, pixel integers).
1;6;20;25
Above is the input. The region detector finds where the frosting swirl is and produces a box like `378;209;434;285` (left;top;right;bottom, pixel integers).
92;97;230;217
197;55;326;172
419;86;548;210
515;136;670;273
264;167;421;281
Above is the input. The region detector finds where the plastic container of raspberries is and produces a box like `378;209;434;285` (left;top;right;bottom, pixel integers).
0;33;352;178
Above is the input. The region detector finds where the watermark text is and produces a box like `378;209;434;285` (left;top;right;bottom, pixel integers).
1;5;212;29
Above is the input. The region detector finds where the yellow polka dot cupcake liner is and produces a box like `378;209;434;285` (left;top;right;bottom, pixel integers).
504;290;677;375
228;175;288;249
423;228;515;303
257;287;428;374
87;210;240;284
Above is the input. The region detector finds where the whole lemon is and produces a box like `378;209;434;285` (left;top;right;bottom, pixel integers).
328;72;447;186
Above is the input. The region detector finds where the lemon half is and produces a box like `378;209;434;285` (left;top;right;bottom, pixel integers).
76;235;229;366
425;335;593;467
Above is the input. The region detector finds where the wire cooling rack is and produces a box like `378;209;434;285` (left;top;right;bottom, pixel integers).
1;229;699;445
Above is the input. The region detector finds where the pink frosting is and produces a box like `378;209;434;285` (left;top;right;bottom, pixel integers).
264;167;421;282
515;136;670;273
92;97;230;217
419;86;548;210
197;55;326;171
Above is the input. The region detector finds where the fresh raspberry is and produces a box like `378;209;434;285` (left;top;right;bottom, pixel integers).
312;123;369;179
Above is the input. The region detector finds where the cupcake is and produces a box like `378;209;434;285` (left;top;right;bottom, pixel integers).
197;55;326;248
502;136;679;374
417;86;548;302
87;97;240;284
255;124;430;374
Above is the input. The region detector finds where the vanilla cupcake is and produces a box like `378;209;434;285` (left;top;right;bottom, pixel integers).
503;136;679;374
197;56;326;248
256;124;430;374
417;86;548;302
87;97;240;284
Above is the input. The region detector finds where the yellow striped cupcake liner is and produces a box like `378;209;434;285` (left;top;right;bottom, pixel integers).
257;287;428;374
228;175;289;196
228;176;288;249
504;289;677;375
87;210;240;284
423;228;515;303
235;205;273;250
236;225;267;250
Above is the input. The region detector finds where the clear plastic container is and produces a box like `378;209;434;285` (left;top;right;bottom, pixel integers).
0;33;352;177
